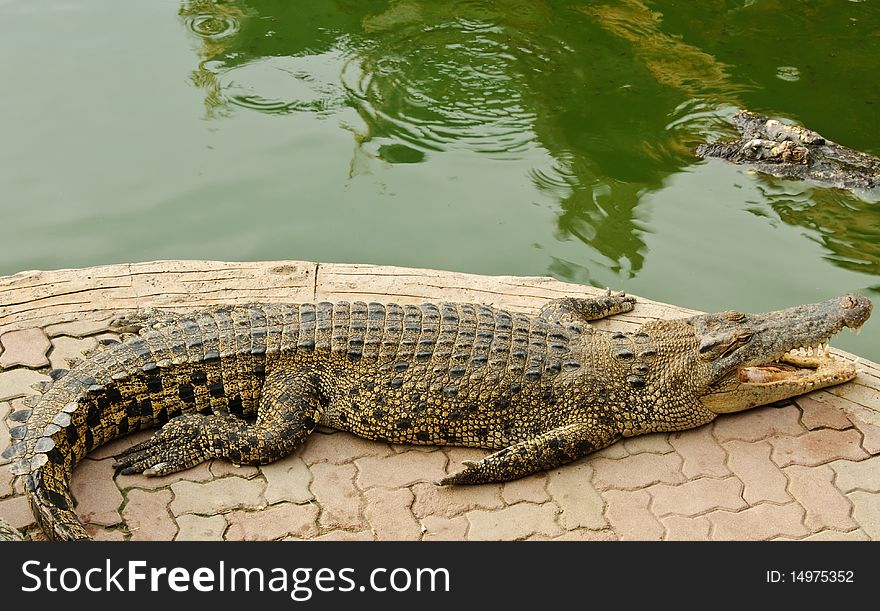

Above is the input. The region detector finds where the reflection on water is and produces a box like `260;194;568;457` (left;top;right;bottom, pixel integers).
176;0;878;307
177;0;746;280
750;180;880;277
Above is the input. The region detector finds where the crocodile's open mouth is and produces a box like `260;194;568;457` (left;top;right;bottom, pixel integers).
702;328;864;415
737;347;858;388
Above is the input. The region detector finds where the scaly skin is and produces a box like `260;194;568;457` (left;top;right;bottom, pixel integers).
2;292;872;540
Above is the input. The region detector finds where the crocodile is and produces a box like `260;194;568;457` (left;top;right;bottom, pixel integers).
696;110;880;194
2;291;872;540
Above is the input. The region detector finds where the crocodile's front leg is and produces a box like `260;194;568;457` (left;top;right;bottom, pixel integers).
539;290;635;324
436;420;621;485
114;369;324;476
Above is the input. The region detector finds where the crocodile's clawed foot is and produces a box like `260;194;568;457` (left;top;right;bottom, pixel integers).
113;414;211;476
435;460;480;486
109;308;183;334
603;289;636;312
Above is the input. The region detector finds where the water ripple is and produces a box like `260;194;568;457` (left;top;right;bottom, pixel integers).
341;19;538;158
185;14;240;40
217;52;345;116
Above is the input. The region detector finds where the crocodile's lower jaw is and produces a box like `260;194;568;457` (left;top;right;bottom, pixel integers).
702;352;858;414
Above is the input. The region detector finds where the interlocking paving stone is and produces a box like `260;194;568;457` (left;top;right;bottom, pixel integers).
364;487;421;540
769;428;868;467
260;455;314;504
724;440;791;504
845;408;880;455
0;369;48;401
591;443;628;459
548;529;617;541
298;430;393;465
829;456;880;493
621;433;673;455
355;448;447;489
660;515;712;540
0;494;35;530
668;425;731;478
783;464;857;532
591;452;685;490
410;481;503;519
420;515;469;541
712;405;805;442
70;458;123;527
122;489;178;541
465;502;562;541
310;462;366;531
602;489;663;540
501;473;549;505
795;529;870;541
648;477;746;517
210;460;261;479
168;476;266;516
48;335;98;370
44;317;115;338
546;463;606;529
89;528;126;541
707;503;809;540
795;396;854;431
225;502;320;541
0;329;51;368
314;530;375;541
175;514;227;541
847;491;880;539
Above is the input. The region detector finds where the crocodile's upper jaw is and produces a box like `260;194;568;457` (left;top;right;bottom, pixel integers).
693;293;872;414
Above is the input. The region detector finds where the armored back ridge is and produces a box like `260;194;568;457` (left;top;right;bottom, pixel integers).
2;291;872;540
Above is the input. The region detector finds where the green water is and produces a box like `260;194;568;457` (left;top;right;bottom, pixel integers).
1;0;878;360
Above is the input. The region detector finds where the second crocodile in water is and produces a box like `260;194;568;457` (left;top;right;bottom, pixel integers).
3;291;873;540
696;110;880;194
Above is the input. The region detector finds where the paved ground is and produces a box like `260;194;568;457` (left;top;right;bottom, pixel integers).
1;323;878;541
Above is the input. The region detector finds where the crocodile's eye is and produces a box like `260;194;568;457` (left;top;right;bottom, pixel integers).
723;311;746;323
698;333;753;360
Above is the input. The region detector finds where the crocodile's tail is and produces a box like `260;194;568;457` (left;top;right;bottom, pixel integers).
26;461;90;540
3;379;108;541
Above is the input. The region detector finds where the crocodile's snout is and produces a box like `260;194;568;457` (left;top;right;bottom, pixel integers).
838;293;873;329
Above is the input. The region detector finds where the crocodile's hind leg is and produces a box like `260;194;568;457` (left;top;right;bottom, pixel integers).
436;420;621;485
539;290;635;323
114;369;325;476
